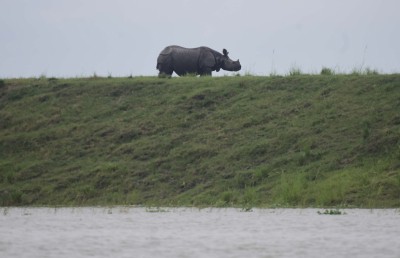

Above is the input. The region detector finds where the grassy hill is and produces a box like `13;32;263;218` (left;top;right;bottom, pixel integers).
1;74;399;207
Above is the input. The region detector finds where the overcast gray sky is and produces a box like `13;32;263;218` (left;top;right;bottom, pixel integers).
1;0;399;77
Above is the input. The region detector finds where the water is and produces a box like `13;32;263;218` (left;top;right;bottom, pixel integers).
1;207;399;258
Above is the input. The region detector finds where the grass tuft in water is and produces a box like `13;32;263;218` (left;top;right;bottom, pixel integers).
317;209;344;215
146;207;169;213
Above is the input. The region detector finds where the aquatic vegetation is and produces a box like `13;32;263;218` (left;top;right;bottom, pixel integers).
145;207;169;213
317;209;344;215
240;207;253;212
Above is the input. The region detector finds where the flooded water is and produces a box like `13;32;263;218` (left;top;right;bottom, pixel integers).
0;207;399;258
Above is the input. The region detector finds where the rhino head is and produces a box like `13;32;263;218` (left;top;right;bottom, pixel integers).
220;49;241;72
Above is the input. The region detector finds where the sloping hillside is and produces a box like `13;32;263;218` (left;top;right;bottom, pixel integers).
1;75;399;207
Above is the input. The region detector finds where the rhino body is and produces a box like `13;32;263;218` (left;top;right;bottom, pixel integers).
156;45;241;77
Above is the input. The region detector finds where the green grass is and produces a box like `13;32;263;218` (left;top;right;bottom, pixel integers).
1;74;400;207
288;65;303;76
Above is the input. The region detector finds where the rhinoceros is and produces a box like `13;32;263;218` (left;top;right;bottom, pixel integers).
156;45;241;77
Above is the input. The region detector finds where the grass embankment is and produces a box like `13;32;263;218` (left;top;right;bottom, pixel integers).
0;75;399;207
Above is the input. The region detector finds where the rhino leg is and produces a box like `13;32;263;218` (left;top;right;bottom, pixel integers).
158;69;173;78
199;67;212;76
157;52;174;78
157;63;173;78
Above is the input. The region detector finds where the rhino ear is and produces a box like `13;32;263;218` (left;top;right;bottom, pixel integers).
223;49;229;56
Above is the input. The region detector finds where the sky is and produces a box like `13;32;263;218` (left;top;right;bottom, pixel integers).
1;0;399;77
